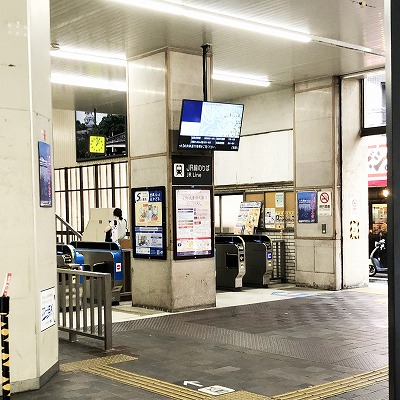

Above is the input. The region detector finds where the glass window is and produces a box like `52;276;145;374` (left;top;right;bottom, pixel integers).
363;72;386;129
372;203;387;234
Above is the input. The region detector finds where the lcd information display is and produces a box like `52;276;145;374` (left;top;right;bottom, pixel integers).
178;99;244;151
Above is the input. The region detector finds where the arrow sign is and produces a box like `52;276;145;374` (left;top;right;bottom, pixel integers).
184;381;203;388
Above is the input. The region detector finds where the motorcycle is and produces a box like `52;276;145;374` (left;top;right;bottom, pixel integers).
369;238;387;277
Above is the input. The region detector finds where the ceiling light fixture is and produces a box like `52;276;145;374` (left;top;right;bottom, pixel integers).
111;0;312;43
51;73;127;91
50;48;126;66
212;70;271;87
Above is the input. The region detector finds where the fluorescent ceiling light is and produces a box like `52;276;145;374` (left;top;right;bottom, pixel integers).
50;48;126;66
51;73;127;92
111;0;311;43
213;70;271;87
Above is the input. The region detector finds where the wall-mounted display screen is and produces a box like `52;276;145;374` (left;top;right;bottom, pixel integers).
173;186;214;259
177;99;244;151
76;111;127;162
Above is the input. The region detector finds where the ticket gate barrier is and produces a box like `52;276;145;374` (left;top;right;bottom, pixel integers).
71;241;124;304
240;235;273;287
56;244;85;269
215;235;246;290
56;244;87;309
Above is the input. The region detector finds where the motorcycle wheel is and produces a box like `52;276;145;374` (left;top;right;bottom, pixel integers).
369;264;377;277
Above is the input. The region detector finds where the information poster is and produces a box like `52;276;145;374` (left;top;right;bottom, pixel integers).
38;141;52;207
132;186;166;259
275;192;284;208
275;210;285;230
265;207;276;228
285;211;295;229
173;187;213;259
297;191;318;223
234;201;262;234
40;287;56;332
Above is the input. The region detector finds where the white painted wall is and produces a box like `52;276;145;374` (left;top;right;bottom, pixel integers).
1;0;58;391
214;88;294;186
341;79;369;287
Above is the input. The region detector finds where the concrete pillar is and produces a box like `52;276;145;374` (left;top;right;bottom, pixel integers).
0;0;58;393
294;77;368;289
127;48;216;311
341;79;369;288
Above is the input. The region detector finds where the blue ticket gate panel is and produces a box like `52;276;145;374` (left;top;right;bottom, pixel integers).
71;241;124;303
240;235;273;287
215;235;246;290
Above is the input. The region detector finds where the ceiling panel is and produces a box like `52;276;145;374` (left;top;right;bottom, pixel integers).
49;0;385;111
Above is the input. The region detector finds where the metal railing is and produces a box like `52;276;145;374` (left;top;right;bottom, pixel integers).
58;268;112;350
56;214;83;244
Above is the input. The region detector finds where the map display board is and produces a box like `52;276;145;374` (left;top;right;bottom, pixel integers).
178;99;244;151
234;201;262;235
173;187;214;259
132;186;166;259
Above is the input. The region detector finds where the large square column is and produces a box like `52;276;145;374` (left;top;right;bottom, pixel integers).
0;0;58;392
294;77;368;289
127;48;215;311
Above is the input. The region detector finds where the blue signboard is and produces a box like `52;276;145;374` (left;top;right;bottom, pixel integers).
297;191;318;223
132;186;166;259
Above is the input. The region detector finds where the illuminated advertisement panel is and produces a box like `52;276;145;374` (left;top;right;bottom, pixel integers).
173;187;214;259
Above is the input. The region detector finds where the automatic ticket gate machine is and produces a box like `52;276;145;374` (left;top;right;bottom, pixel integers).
56;244;85;268
71;241;124;303
215;235;246;290
240;235;273;287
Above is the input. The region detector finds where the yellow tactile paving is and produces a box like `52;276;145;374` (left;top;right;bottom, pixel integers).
219;391;271;399
61;354;388;400
60;354;137;372
270;366;388;400
85;365;213;399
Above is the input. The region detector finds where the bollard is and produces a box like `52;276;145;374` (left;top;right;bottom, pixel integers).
0;296;10;398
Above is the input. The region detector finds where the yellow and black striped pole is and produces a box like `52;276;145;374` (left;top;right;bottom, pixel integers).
0;296;10;398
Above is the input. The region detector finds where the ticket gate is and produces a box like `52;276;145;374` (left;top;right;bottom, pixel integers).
56;244;85;269
71;241;124;304
215;235;246;290
240;235;273;287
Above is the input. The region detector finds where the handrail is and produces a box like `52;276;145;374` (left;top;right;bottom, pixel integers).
56;215;83;239
56;214;83;244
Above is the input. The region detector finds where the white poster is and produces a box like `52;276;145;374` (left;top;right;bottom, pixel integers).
40;287;56;332
175;188;212;257
275;192;284;208
265;208;276;228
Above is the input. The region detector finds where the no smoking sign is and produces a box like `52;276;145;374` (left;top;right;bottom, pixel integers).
320;192;330;203
318;190;332;216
